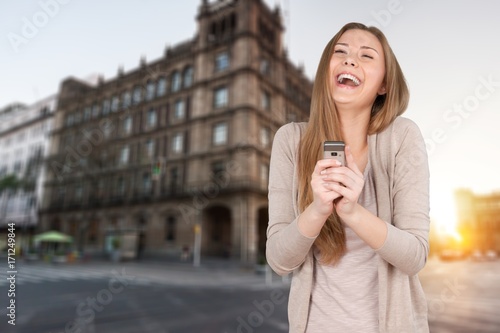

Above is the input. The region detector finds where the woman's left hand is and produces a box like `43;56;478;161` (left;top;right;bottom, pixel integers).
321;145;365;221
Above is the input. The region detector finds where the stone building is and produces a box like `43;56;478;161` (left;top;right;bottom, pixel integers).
40;0;312;264
455;189;500;254
0;95;56;251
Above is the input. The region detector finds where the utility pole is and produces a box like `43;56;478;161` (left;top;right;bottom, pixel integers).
193;221;202;267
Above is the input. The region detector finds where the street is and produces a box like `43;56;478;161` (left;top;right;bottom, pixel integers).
0;257;499;332
0;259;290;333
419;257;500;333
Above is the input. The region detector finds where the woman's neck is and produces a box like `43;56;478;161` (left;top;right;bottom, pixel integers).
337;107;370;170
338;108;370;150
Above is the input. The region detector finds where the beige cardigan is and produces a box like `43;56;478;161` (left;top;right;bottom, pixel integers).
266;117;430;333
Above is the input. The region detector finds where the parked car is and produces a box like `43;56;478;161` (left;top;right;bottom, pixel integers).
471;250;485;261
439;249;465;261
470;250;498;261
485;250;498;261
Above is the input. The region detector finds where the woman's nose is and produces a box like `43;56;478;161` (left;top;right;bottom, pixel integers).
343;58;357;67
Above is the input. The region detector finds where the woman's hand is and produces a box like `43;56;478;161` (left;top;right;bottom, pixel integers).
310;158;344;219
321;145;365;222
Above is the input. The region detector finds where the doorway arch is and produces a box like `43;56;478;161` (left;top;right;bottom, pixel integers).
203;205;232;258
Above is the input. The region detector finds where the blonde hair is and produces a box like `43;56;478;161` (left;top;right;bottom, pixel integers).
298;22;409;264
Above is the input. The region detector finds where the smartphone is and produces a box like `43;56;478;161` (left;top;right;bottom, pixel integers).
323;141;346;166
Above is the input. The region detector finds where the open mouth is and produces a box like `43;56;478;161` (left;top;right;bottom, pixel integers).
337;73;361;87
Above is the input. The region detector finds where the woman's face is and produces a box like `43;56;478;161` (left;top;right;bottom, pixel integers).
329;29;386;111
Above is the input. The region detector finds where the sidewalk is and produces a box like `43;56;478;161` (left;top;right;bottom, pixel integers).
112;256;291;289
18;255;291;289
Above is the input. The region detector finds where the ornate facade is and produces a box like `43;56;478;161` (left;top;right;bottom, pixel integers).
40;0;312;264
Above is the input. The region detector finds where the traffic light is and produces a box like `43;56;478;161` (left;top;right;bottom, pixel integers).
151;159;163;180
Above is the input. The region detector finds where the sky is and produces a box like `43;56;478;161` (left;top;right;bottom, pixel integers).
1;0;500;234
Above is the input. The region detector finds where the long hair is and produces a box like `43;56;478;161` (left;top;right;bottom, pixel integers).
298;22;409;264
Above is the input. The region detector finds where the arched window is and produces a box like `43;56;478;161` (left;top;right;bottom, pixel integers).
165;216;176;241
133;86;142;105
183;66;193;88
122;91;131;109
171;71;181;92
157;77;167;97
146;80;156;101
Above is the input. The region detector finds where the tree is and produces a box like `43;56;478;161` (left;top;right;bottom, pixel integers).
0;174;20;223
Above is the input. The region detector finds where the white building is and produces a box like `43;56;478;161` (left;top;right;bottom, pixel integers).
0;95;57;241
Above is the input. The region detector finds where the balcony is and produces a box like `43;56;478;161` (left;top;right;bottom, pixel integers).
42;179;268;213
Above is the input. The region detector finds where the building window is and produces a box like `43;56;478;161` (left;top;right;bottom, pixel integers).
157;77;167;97
145;139;155;158
103;124;113;139
0;164;7;177
122;91;131;109
111;95;120;112
117;177;125;197
66;114;74;126
92;103;100;118
75;184;83;201
172;133;183;153
146;81;156;101
260;163;269;187
83;107;91;121
119;146;130;165
147;108;157;128
102;99;111;115
215;51;230;71
211;161;225;178
183;66;193;88
123;116;132;135
171;71;181;92
260;127;270;147
13;161;22;173
213;122;228;145
57;186;66;204
165;216;176;241
260;58;270;75
174;99;185;119
286;109;297;123
169;167;178;191
73;112;82;125
214;86;228;108
133;86;142;105
97;179;105;198
143;172;152;195
261;90;271;110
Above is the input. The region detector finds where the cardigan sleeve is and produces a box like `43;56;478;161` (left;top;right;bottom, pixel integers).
375;119;431;276
266;123;317;276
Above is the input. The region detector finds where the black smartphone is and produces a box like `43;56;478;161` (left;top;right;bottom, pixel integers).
323;141;346;166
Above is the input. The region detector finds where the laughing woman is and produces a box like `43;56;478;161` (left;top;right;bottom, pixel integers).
266;22;430;333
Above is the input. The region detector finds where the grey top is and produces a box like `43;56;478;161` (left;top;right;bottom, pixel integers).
266;117;430;333
306;156;379;332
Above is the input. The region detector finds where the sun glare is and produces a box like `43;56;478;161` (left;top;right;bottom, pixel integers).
430;189;460;240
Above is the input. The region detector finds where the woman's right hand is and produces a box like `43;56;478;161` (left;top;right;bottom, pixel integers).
310;158;344;218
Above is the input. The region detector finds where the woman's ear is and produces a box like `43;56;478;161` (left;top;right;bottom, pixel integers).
378;84;387;95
